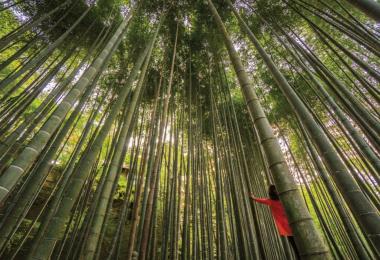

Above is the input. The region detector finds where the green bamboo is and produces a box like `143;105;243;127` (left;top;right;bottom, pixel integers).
82;34;154;259
231;3;380;252
0;12;133;203
208;1;330;258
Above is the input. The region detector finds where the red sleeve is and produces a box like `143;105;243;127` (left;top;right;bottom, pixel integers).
252;198;272;205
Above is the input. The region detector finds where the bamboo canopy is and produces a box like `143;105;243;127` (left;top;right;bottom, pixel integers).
0;0;379;259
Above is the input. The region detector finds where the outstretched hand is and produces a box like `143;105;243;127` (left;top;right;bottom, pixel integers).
249;193;255;200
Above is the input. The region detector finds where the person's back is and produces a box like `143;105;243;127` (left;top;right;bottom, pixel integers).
255;198;292;236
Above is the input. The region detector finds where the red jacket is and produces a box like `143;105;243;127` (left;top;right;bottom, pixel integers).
253;198;293;236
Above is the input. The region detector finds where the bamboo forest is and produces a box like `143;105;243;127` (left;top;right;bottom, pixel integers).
0;0;380;259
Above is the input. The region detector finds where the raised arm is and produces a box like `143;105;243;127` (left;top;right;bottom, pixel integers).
249;194;271;205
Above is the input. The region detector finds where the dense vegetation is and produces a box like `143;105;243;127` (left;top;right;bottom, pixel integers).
0;0;379;259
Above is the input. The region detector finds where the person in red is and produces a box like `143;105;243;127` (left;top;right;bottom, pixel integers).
250;185;300;259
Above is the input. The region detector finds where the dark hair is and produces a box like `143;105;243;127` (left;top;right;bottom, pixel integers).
268;185;279;200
